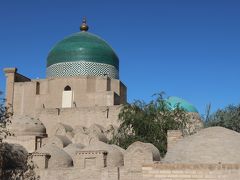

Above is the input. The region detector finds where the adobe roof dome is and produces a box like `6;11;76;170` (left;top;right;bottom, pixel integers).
37;144;73;168
164;127;240;164
63;143;85;160
7;115;46;137
46;18;119;79
165;96;198;113
46;135;72;148
125;141;161;162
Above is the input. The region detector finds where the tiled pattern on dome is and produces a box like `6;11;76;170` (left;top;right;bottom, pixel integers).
46;61;119;79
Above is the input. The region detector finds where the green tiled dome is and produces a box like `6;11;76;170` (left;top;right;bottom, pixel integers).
46;31;119;79
165;96;198;113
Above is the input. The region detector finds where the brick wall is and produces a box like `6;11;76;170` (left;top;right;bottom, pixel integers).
37;168;102;180
38;105;121;137
37;167;141;180
142;163;240;180
167;130;183;150
36;163;240;180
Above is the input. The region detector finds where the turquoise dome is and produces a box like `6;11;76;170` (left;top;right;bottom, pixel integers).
165;97;198;113
46;31;119;79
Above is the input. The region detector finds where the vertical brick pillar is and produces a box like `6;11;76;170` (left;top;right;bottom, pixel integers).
31;152;51;169
3;68;17;112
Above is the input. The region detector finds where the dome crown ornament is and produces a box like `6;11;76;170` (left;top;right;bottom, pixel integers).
80;17;89;32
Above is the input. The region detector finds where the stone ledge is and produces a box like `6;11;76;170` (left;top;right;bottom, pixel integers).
76;150;108;155
4;67;17;74
31;152;51;158
143;163;240;170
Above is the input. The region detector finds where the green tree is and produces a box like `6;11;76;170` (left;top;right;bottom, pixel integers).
109;93;189;156
0;92;12;138
204;104;240;133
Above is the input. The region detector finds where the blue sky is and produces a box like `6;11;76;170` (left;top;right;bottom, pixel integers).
0;0;240;115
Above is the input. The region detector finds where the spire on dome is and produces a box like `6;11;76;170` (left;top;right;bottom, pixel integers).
80;17;89;32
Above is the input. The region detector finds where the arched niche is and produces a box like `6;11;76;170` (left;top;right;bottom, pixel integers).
36;82;40;95
64;85;71;91
62;85;73;108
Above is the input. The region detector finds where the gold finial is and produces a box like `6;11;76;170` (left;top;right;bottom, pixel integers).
80;17;89;32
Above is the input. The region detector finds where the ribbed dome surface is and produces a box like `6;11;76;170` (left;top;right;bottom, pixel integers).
164;127;240;164
46;31;119;79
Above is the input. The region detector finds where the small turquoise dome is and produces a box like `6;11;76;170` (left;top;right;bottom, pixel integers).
165;96;198;113
46;31;119;79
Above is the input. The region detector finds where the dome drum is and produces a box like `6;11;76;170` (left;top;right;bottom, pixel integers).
47;61;119;79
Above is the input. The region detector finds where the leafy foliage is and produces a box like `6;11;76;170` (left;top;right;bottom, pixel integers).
0;97;13;138
109;93;189;156
204;104;240;133
0;142;39;180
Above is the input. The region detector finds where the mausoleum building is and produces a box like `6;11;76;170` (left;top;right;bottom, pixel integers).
3;19;240;180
